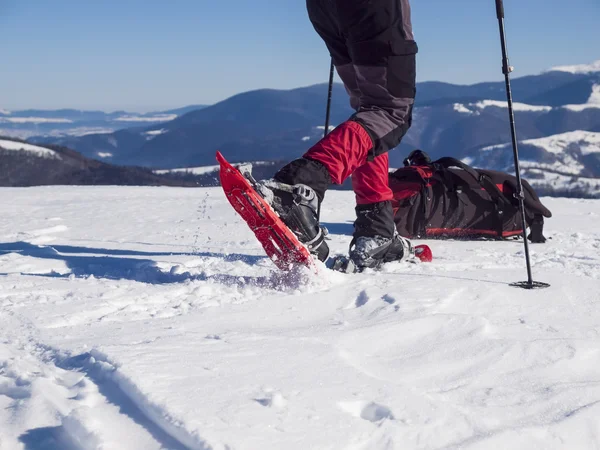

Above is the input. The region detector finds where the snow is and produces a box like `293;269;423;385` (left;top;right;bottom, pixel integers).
563;84;600;111
548;60;600;74
145;129;168;141
0;139;59;159
481;131;600;177
471;100;552;112
1;186;600;449
96;152;113;158
523;130;600;154
482;131;600;156
63;128;116;137
145;129;167;136
0;117;74;124
524;169;600;197
453;103;473;114
316;125;337;132
154;165;219;175
0;109;11;115
115;115;177;123
155;162;272;176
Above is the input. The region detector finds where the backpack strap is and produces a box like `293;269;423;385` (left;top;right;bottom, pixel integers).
432;157;512;210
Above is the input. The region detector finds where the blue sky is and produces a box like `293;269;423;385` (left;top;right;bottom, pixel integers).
1;0;599;111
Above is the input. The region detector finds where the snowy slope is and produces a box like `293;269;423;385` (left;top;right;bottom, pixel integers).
480;130;600;174
1;186;599;450
154;162;273;176
471;131;600;197
0;138;59;159
549;60;600;74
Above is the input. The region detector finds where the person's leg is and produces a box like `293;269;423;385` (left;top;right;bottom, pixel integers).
265;0;417;265
351;153;395;239
302;0;417;187
336;0;417;269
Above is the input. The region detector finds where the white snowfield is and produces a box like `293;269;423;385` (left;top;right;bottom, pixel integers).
524;168;600;197
549;60;600;74
0;139;59;159
454;85;600;113
154;162;273;176
0;117;74;124
115;115;177;123
482;130;600;178
1;186;599;450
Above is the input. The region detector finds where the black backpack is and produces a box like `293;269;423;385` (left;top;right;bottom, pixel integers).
389;150;552;242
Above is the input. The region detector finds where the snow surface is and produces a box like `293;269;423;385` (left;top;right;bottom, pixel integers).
471;100;552;112
0;139;59;159
525;168;600;197
0;109;11;115
145;129;167;136
563;84;600;111
521;131;600;155
154;162;273;176
481;131;600;176
453;103;473;114
0;117;74;124
549;60;600;74
115;115;177;123
1;186;600;449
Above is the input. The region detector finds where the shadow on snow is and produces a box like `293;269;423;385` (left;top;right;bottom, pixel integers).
0;241;268;285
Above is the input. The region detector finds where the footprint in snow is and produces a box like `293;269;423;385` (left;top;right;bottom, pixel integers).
254;390;287;409
382;294;396;305
355;290;369;308
339;400;395;423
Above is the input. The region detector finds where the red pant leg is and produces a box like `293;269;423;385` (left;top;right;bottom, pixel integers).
303;120;372;185
352;152;393;205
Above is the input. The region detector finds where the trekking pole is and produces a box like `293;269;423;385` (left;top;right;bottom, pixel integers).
323;58;335;137
494;0;549;290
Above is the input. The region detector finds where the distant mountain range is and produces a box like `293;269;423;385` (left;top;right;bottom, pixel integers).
0;137;198;187
2;59;599;197
0;105;207;139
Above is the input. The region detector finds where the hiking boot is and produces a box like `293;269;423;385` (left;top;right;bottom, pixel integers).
256;180;330;262
348;233;413;271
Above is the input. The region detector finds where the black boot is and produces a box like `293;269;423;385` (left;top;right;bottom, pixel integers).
348;201;413;271
257;179;329;262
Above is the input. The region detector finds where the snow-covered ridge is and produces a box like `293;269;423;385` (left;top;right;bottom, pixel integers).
473;100;552;112
548;59;600;74
0;138;59;159
479;131;600;180
563;84;600;111
453;103;473;114
454;89;600;114
453;100;553;114
145;129;167;136
144;129;168;140
0;117;74;124
154;161;274;176
482;130;600;156
115;115;177;123
525;168;600;197
522;131;600;155
0;108;11;115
